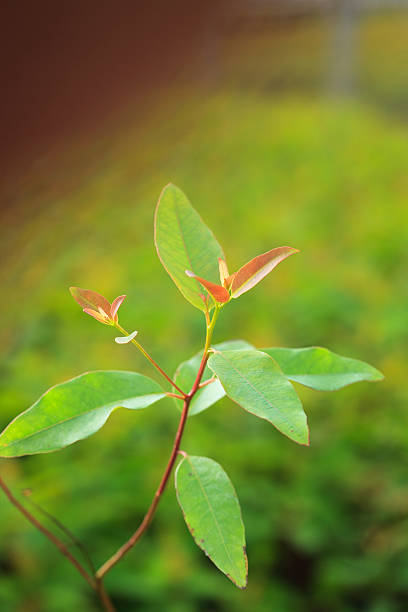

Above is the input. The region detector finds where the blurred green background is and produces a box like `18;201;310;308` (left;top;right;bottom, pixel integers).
1;3;408;611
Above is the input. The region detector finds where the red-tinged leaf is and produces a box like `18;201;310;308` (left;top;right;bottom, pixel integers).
231;247;299;298
185;271;230;304
83;308;110;324
218;258;229;286
110;295;126;320
69;287;111;315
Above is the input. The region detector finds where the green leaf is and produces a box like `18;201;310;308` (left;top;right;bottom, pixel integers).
154;184;225;310
175;454;247;588
261;346;384;391
174;340;255;416
208;349;309;445
0;371;165;457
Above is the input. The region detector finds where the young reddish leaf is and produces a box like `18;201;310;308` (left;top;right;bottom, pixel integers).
110;295;126;321
185;270;230;304
70;287;111;315
231;247;299;298
70;287;126;325
83;307;111;324
218;258;234;289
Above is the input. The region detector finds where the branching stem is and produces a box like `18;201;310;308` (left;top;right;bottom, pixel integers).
114;323;186;396
22;490;96;574
96;306;220;579
0;306;221;611
0;476;95;589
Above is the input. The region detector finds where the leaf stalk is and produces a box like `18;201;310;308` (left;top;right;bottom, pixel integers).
114;322;186;397
96;306;220;579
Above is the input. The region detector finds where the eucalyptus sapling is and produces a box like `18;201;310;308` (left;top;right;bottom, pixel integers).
0;184;384;611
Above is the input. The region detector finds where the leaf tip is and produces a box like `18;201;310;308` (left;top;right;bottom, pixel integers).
373;369;385;382
110;294;126;320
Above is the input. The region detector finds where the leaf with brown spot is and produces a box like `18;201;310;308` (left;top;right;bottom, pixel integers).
175;454;247;588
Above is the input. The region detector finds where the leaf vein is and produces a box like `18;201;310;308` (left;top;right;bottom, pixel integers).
186;456;237;573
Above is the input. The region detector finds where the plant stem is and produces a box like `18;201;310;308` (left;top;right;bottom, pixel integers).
0;476;95;589
22;490;95;574
1;306;221;608
165;392;185;400
114;323;186;396
96;395;191;579
97;306;220;579
0;477;118;610
198;377;216;388
96;579;116;612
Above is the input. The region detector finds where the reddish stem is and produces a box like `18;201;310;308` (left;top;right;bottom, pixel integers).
97;395;191;578
96;313;216;579
0;476;95;589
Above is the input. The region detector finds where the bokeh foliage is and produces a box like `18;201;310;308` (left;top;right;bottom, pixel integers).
1;11;408;612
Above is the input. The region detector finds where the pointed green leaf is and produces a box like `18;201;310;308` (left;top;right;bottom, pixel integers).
208;349;309;445
175;454;247;588
154;184;225;310
174;340;255;416
261;347;384;391
0;371;165;457
231;247;299;298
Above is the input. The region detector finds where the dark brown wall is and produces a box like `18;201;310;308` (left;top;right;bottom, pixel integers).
1;1;220;176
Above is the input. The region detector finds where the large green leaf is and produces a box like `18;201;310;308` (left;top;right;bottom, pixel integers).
154;183;225;310
262;347;384;391
208;349;309;445
175;454;247;588
174;340;255;416
0;371;165;457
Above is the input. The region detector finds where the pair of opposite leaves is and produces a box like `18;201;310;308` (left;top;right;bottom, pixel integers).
69;183;297;326
154;183;299;309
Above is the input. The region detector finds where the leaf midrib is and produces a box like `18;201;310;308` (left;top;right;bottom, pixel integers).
173;200;202;296
213;352;302;435
1;393;164;450
186;456;238;577
233;260;272;295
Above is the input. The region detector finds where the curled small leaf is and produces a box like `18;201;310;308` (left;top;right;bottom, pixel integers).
110;295;126;320
218;258;234;289
185;271;230;304
115;330;139;344
70;287;126;325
